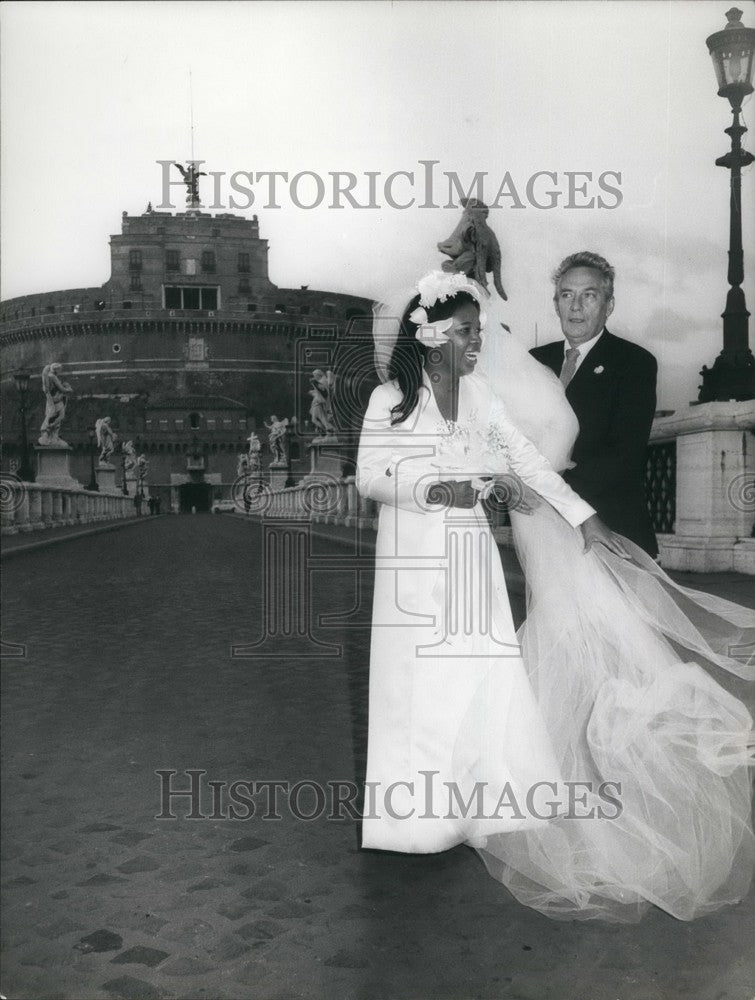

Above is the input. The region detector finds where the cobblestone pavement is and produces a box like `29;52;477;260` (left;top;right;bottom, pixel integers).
2;516;753;1000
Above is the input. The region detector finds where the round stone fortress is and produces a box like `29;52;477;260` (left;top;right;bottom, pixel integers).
0;201;373;510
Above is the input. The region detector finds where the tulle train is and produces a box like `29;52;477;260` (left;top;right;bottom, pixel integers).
454;504;755;922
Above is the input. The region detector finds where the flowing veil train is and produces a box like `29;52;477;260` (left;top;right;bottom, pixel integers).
462;317;755;921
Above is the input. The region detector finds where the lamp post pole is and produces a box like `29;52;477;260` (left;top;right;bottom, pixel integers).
14;370;34;482
87;427;99;491
699;7;755;402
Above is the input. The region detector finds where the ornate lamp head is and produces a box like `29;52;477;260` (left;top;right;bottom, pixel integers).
706;7;755;110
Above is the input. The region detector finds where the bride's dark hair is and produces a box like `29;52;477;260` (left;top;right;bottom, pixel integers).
389;291;479;425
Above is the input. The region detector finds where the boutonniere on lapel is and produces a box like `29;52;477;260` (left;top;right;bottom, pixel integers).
593;365;605;374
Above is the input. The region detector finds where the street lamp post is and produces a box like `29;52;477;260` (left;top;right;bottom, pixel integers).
699;7;755;402
13;370;34;482
87;426;99;492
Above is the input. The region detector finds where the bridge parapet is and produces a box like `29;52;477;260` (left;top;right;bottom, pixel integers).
255;476;377;532
1;481;136;536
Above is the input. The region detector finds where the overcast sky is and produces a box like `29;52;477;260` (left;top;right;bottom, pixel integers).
2;0;754;409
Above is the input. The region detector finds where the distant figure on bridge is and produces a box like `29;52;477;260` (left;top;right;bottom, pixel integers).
39;363;73;447
95;417;115;465
148;496;156;515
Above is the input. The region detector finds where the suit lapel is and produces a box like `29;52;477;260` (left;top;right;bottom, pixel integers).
565;331;614;400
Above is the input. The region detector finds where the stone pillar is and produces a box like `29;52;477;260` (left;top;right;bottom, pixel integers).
51;490;63;523
16;489;31;532
62;491;74;525
28;487;43;529
651;401;754;573
268;465;289;492
40;489;54;527
97;463;118;493
1;498;18;534
34;445;81;490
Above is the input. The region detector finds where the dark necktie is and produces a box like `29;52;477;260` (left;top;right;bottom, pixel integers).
560;347;580;388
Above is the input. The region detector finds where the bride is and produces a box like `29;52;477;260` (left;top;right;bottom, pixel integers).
356;269;754;923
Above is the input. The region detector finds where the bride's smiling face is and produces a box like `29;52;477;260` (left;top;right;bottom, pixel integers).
434;301;483;377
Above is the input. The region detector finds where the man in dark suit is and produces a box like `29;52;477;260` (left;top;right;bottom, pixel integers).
530;251;658;556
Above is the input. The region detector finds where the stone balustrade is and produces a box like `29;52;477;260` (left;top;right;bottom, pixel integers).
252;399;755;576
1;482;136;536
253;476;378;532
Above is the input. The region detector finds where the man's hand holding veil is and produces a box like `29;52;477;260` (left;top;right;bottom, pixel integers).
581;514;630;558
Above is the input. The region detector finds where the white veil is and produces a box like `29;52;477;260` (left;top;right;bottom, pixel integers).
456;295;755;922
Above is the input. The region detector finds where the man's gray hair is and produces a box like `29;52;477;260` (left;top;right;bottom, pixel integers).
552;251;615;298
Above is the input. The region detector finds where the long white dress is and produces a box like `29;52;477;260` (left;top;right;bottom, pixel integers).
357;369;594;853
357;360;755;923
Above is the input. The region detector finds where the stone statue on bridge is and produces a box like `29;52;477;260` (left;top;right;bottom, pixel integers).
123;440;137;477
309;369;338;439
247;431;262;472
437;198;507;300
95;417;116;465
39;363;73;447
265;416;289;466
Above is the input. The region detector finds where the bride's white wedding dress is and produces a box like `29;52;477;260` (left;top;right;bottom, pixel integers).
357;330;754;923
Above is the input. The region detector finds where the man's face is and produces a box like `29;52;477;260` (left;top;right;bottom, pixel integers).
554;266;614;346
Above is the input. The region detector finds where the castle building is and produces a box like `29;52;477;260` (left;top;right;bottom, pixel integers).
0;185;372;510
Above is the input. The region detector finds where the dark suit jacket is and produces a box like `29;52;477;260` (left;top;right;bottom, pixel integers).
530;330;658;556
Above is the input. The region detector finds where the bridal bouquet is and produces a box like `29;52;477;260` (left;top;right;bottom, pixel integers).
432;414;511;483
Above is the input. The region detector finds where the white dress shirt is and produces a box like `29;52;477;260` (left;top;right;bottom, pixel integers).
564;329;605;375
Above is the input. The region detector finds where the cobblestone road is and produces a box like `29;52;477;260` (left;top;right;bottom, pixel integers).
2;516;753;1000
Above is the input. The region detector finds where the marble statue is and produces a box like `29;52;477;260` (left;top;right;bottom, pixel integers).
237;453;250;479
39;363;73;446
137;454;148;485
123;440;137;477
265;415;289;465
95;416;115;465
309;369;338;437
437;198;507;300
246;431;262;472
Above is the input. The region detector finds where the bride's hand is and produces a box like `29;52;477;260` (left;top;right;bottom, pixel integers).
426;480;478;509
487;474;542;515
581;515;630;558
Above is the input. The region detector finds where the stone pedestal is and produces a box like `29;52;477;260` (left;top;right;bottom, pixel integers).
268;465;290;491
96;463;118;493
305;437;344;481
34;445;81;490
651;401;754;573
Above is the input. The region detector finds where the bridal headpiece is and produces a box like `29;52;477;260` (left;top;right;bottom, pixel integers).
409;271;488;345
373;270;489;378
